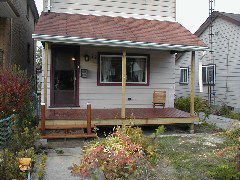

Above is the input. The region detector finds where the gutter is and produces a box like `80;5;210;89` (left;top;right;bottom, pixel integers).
32;34;209;52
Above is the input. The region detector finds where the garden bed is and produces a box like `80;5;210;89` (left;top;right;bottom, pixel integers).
68;125;239;179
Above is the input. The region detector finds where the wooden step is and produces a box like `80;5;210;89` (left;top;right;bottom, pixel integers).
45;125;95;130
41;133;97;139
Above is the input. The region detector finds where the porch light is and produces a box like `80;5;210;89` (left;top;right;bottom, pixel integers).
71;57;76;61
84;54;90;62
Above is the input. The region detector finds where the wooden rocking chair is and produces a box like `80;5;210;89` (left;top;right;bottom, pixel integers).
153;91;166;108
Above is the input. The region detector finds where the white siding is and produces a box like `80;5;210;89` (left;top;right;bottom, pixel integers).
175;17;240;111
43;0;176;21
42;45;176;109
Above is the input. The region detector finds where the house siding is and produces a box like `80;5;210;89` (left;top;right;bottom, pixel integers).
175;17;240;111
43;0;176;21
0;0;36;75
42;45;175;109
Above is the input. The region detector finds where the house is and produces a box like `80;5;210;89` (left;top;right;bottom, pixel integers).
33;0;208;138
175;12;240;112
0;0;39;75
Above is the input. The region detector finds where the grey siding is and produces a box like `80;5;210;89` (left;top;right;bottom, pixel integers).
175;17;240;111
43;0;176;21
42;45;176;109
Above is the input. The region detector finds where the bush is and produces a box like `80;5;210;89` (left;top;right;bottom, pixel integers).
0;148;37;180
10;127;40;152
216;105;240;121
71;126;164;179
175;96;212;118
0;65;37;129
0;66;41;179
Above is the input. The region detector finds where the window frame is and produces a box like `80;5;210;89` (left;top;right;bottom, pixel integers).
179;67;189;84
202;64;216;85
97;53;150;86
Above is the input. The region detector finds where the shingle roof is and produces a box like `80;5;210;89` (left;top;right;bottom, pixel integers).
221;12;240;24
34;12;206;47
28;0;39;21
195;11;240;37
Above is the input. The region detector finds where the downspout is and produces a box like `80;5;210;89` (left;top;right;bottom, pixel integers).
47;0;51;12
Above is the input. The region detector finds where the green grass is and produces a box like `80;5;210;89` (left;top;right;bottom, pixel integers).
156;131;240;179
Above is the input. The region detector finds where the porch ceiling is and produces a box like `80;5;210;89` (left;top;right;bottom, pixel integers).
33;12;208;51
0;0;19;18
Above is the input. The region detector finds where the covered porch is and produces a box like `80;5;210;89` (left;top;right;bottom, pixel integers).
33;12;208;138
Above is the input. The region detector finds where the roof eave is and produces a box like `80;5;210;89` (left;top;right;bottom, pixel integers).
28;0;39;21
33;34;208;52
0;0;20;18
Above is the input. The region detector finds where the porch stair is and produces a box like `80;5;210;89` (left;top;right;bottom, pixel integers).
41;125;97;139
42;133;97;139
44;125;95;130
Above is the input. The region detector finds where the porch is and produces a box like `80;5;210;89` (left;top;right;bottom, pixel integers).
44;108;198;127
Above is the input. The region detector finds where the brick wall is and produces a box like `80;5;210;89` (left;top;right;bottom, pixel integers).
0;0;36;75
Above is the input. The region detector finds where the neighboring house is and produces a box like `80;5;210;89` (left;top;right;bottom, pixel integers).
175;12;240;112
0;0;39;75
33;0;207;136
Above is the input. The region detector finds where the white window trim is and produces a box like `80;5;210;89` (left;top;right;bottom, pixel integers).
99;54;148;84
179;67;189;84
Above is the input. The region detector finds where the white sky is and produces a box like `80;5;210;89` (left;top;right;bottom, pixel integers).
35;0;240;33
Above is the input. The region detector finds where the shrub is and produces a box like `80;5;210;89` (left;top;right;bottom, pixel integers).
38;154;47;180
0;148;37;180
216;105;240;121
0;65;37;129
9;127;40;152
175;96;212;118
71;126;163;179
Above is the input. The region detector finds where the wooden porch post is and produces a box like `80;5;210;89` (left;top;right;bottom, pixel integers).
121;49;127;119
42;42;49;131
190;51;196;116
87;103;92;135
190;51;196;133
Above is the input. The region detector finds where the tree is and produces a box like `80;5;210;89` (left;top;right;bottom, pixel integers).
36;46;43;69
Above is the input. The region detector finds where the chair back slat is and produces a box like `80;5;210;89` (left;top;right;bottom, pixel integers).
153;91;166;104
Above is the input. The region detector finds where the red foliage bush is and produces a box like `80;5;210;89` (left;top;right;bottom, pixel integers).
71;126;159;179
0;66;34;121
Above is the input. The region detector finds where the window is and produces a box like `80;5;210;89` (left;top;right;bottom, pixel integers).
179;67;189;84
99;54;149;86
202;64;216;85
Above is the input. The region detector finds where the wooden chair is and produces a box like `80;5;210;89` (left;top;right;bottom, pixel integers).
153;91;166;108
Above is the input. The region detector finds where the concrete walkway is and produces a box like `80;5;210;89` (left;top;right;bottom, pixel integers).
44;147;83;180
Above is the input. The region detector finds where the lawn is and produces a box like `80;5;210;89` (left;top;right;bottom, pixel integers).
156;130;240;179
70;124;239;179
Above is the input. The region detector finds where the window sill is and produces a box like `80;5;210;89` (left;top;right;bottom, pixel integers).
97;82;149;86
179;82;189;85
203;83;215;86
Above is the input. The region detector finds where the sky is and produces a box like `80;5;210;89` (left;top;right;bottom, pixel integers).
35;0;240;33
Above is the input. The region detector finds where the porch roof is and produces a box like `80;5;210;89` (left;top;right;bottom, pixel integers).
33;12;208;51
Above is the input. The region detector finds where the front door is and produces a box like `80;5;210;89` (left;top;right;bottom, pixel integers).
51;45;79;107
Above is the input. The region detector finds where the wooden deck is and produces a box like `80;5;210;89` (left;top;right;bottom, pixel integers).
45;108;199;127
